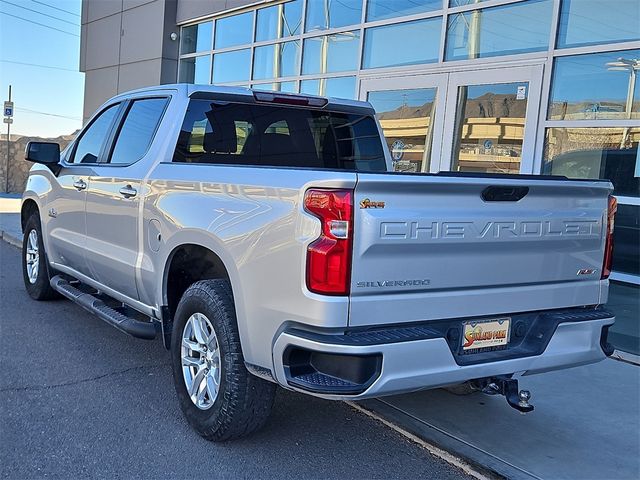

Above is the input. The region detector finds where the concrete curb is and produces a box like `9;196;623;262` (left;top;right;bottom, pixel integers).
0;230;21;248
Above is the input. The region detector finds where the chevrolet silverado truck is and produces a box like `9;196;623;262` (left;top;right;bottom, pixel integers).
21;84;617;441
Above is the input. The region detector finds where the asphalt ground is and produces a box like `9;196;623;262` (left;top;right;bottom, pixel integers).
0;241;469;480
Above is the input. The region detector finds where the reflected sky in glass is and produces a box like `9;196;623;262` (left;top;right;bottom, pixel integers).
301;76;356;99
213;49;251;83
305;0;362;32
215;12;253;49
179;55;211;84
367;0;442;21
302;31;360;74
548;50;640;120
445;0;552;60
557;0;640;48
255;0;303;42
363;18;440;69
253;41;301;80
181;22;212;54
368;88;437;114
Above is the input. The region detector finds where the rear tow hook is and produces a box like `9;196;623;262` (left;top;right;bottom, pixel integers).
481;376;534;414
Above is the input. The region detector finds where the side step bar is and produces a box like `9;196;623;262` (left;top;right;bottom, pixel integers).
50;275;157;340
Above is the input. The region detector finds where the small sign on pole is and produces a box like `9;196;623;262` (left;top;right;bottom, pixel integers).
3;117;13;124
3;101;13;117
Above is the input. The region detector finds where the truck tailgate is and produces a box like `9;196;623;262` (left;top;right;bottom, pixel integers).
349;173;612;327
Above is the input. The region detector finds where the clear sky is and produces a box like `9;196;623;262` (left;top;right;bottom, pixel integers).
0;0;84;138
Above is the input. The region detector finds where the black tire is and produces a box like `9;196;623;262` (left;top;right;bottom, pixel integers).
170;279;276;441
443;382;478;395
22;212;58;301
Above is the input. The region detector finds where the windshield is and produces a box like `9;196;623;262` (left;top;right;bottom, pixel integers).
173;99;388;171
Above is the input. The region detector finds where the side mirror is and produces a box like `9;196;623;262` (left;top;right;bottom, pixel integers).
25;141;60;165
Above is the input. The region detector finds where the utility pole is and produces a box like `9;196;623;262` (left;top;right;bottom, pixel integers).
3;85;13;193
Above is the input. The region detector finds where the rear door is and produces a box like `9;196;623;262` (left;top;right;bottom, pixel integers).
46;103;121;276
349;173;612;327
84;97;169;300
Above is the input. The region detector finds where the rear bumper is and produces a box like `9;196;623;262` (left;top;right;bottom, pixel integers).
271;309;615;400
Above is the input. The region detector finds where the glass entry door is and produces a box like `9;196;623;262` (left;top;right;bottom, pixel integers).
440;65;544;173
360;74;447;173
360;65;543;174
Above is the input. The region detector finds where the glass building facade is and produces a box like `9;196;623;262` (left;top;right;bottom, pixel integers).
178;0;640;354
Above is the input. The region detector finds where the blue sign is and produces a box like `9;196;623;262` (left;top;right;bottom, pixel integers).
4;101;13;117
483;139;493;150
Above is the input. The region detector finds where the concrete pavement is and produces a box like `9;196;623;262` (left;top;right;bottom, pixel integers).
0;241;470;479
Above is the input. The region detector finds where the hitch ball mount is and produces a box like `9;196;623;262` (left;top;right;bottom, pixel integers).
473;376;534;413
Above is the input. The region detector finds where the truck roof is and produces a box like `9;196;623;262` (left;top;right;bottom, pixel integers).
106;83;375;113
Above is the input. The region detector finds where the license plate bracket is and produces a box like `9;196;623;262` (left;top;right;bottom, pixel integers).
461;317;511;353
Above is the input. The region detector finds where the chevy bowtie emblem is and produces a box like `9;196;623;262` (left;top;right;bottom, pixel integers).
360;198;385;209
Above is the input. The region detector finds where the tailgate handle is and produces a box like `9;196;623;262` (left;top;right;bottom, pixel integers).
482;186;529;202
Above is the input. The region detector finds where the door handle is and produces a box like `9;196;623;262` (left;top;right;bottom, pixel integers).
73;179;87;191
119;185;137;198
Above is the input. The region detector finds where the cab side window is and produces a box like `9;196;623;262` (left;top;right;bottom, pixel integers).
70;104;120;164
109;98;168;165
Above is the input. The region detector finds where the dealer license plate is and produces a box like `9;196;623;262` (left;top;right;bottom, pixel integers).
462;318;511;352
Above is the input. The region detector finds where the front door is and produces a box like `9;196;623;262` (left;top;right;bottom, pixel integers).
84;96;169;301
360;65;543;174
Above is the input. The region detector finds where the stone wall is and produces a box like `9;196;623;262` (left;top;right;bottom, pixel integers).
0;134;75;193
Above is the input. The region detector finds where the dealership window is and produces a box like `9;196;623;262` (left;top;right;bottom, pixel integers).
548;50;640;121
363;18;441;69
302;31;360;75
212;49;251;83
178;55;211;84
255;0;302;42
367;0;442;22
180;21;212;54
305;0;362;32
300;76;356;98
214;11;253;49
253;41;301;80
445;0;553;60
557;0;640;49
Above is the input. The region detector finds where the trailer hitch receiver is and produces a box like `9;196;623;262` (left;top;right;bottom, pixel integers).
480;376;534;413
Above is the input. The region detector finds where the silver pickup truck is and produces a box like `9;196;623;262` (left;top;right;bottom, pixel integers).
21;84;616;441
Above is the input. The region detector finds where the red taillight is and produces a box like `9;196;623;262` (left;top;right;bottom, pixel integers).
304;189;353;295
602;195;617;279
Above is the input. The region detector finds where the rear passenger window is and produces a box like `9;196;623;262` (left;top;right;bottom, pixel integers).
173;99;387;171
70;104;120;164
110;98;168;165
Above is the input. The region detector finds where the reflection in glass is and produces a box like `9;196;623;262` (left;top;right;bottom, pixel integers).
445;0;552;60
542;127;640;198
368;88;438;173
256;0;302;42
300;76;356;99
215;12;253;49
557;0;640;49
607;282;640;354
449;0;488;5
451;82;529;174
212;49;251;83
253;41;301;80
367;0;441;21
549;50;640;121
181;22;212;54
363;18;440;69
305;0;362;32
302;31;360;75
179;55;211;84
542;127;640;277
252;81;298;93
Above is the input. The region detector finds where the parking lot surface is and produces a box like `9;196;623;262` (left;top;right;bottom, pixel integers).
0;241;469;479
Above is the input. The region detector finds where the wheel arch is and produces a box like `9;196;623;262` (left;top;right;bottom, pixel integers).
160;239;249;356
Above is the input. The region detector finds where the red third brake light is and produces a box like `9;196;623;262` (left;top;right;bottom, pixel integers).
602;195;618;279
304;189;353;295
